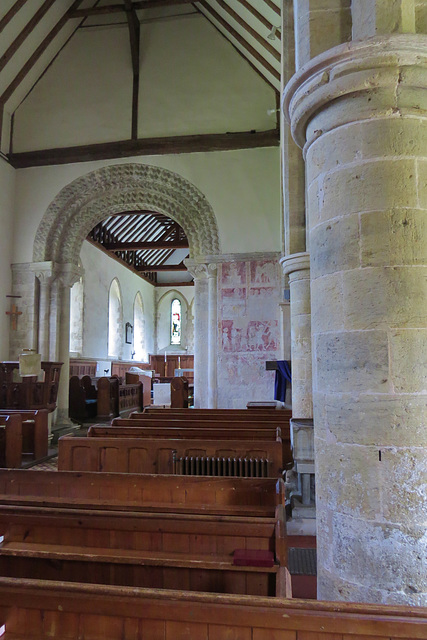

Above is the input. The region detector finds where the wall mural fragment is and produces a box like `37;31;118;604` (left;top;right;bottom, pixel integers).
217;258;282;408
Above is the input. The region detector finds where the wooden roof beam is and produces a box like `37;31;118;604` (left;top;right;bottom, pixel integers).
235;0;280;36
211;0;280;62
263;0;280;17
0;0;86;106
0;0;27;34
137;263;188;272
68;0;196;18
198;1;280;82
157;281;194;287
9;129;279;168
0;0;57;74
106;240;189;250
124;0;140;139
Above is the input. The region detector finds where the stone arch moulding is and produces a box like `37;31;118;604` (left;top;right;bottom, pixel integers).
33;163;221;264
157;289;190;309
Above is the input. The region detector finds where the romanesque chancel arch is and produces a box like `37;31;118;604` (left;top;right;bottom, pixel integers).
25;163;220;433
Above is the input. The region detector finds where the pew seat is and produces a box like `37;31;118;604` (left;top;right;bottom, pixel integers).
0;501;288;597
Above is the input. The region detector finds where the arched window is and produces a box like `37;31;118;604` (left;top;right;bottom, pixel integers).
171;298;182;345
133;292;147;361
108;278;123;358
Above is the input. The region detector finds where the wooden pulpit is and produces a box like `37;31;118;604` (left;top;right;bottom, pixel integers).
0;362;63;412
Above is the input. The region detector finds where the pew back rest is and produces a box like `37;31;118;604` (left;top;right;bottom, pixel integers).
0;578;425;639
89;425;281;441
0;410;48;460
58;436;283;477
0;469;285;514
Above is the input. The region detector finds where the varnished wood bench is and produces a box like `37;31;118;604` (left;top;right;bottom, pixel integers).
0;469;285;517
0;415;22;469
0;410;48;461
89;424;282;440
115;416;293;465
142;408;292;416
0;503;289;597
58;435;283;477
0;578;425;639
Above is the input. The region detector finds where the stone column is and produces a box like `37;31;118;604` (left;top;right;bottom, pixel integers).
280;252;312;419
284;36;427;605
293;0;352;70
31;262;55;360
185;260;209;408
52;264;82;440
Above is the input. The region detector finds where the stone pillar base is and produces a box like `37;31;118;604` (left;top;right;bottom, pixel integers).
51;410;80;444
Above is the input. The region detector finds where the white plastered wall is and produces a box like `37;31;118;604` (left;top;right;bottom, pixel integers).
12;148;281;264
0;160;15;359
79;240;155;362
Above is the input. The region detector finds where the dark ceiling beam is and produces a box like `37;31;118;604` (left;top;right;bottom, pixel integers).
137;263;187;272
0;0;28;34
0;0;57;74
9;129;279;168
211;0;279;62
68;0;196;18
107;240;189;250
124;0;140;140
195;6;278;95
235;0;279;35
156;280;194;287
0;0;86;105
263;0;280;17
198;1;280;81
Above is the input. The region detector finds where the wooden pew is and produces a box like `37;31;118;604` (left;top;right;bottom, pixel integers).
58;435;283;477
0;578;425;639
0;469;285;517
114;416;293;465
89;425;282;441
0;410;48;460
141;407;292;419
0;416;22;469
0;504;288;597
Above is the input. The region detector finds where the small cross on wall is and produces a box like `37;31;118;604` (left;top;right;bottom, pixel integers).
6;296;22;331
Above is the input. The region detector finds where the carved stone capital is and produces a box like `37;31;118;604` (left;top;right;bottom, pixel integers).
55;263;84;289
31;261;57;285
185;260;218;280
280;252;310;283
283;34;427;151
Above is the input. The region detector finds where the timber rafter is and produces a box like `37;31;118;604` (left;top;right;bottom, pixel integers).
8;130;279;168
87;211;192;285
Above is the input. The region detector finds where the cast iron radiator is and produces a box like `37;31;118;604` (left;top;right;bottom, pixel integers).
172;451;270;477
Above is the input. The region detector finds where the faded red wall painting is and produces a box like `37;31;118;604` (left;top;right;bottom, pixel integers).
217;259;282;408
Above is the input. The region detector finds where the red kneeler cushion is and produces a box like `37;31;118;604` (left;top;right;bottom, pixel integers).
233;549;275;567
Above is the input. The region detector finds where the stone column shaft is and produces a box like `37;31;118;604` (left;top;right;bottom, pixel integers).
284;35;427;605
53;264;83;433
281;252;312;419
32;263;56;361
352;0;416;39
293;0;352;69
56;283;71;425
